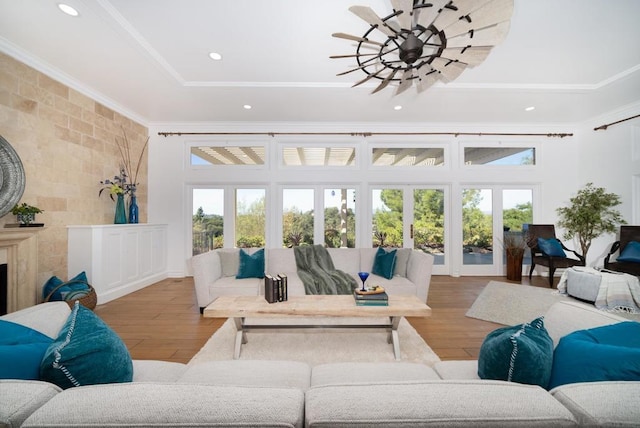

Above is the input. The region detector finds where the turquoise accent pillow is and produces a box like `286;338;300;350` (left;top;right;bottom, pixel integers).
0;320;53;380
478;317;553;389
236;248;265;279
371;247;397;280
537;238;566;257
42;271;90;301
618;241;640;263
548;322;640;389
40;302;133;389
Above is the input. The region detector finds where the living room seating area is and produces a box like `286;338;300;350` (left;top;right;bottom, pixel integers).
2;299;639;427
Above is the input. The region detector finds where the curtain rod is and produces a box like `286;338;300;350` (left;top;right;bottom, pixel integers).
158;131;573;138
594;114;640;131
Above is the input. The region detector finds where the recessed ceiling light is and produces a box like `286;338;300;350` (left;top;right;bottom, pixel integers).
394;105;403;111
57;3;79;16
243;105;252;110
525;106;536;112
208;52;222;61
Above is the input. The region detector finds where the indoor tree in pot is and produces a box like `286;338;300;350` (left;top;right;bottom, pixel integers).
556;182;626;262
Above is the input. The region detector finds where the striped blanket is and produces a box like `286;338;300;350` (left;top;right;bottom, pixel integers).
558;267;640;313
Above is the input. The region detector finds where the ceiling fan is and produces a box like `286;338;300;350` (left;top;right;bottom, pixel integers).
332;0;514;95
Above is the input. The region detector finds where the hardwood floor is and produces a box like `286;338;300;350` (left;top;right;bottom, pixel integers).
95;275;551;364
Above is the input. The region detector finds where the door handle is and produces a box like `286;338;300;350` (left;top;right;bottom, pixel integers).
410;224;414;239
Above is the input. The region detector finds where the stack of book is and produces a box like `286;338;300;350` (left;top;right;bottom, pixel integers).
264;274;288;303
353;290;389;306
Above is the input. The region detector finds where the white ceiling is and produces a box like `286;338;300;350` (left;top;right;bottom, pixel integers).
1;0;639;126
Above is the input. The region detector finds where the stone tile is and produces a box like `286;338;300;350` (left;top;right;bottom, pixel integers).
0;70;18;92
11;93;37;114
69;116;94;136
39;104;69;127
54;124;82;144
55;96;82;118
95;102;114;120
38;73;69;98
69;89;94;111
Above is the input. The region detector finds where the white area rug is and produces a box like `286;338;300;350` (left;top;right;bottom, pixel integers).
190;317;440;367
466;281;640;326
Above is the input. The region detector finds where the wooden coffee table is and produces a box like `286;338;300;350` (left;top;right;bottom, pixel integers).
203;295;431;360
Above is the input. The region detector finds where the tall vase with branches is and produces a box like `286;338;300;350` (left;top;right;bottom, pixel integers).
100;128;149;224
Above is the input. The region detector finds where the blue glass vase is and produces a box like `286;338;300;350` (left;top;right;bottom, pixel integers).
128;194;139;224
114;193;127;224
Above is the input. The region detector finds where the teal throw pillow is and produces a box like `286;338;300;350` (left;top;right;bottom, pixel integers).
236;248;265;279
371;247;397;280
40;302;133;389
537;238;566;257
478;317;553;389
548;322;640;389
42;271;90;301
0;320;53;380
617;241;640;263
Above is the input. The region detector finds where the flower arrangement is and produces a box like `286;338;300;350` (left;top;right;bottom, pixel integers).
99;128;149;200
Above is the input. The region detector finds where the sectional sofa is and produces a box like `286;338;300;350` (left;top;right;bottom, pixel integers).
2;300;639;427
191;247;435;310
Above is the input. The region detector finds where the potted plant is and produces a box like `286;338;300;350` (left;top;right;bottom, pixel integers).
556;182;626;261
502;230;528;281
11;203;43;225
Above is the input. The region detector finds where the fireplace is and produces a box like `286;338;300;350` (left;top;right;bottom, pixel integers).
0;228;42;313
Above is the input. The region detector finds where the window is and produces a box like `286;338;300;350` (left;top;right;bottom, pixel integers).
464;147;535;165
324;188;356;248
192;189;224;255
282;147;355;166
372;188;403;247
372;147;444;166
191;146;265;165
235;189;266;247
282;188;314;247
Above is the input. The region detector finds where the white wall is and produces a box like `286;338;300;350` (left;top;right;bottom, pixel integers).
146;116;638;277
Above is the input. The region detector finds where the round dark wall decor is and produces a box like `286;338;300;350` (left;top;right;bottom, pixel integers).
0;135;26;218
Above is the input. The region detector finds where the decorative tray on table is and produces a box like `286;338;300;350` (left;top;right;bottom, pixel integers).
354;286;386;295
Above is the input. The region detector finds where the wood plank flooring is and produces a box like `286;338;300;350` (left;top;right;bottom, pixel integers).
95;275;550;364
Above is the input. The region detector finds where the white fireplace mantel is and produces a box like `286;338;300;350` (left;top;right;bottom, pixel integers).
0;227;43;313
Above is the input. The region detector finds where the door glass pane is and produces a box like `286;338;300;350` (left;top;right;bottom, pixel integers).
413;189;445;265
235;189;265;248
372;188;403;247
462;188;493;265
192;189;224;255
324;188;355;248
282;189;314;247
502;189;533;265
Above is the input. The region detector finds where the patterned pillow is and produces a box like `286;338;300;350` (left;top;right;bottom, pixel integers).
478;317;553;389
40;302;133;389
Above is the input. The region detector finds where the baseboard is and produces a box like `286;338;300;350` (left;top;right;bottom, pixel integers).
95;271;168;305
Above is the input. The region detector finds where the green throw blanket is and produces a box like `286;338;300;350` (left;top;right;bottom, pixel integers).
294;245;357;295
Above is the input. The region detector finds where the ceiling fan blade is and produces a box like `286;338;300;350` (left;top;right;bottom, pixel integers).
430;57;467;82
390;0;414;29
416;0;449;29
395;69;414;95
336;61;383;76
332;32;384;47
446;21;511;48
371;69;399;94
352;68;385;88
443;0;514;38
349;6;398;38
440;47;492;66
416;66;439;93
330;53;379;59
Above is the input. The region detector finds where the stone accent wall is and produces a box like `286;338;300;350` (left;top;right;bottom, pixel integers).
0;52;148;291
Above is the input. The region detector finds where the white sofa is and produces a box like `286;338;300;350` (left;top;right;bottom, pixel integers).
191;247;435;310
2;300;640;427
